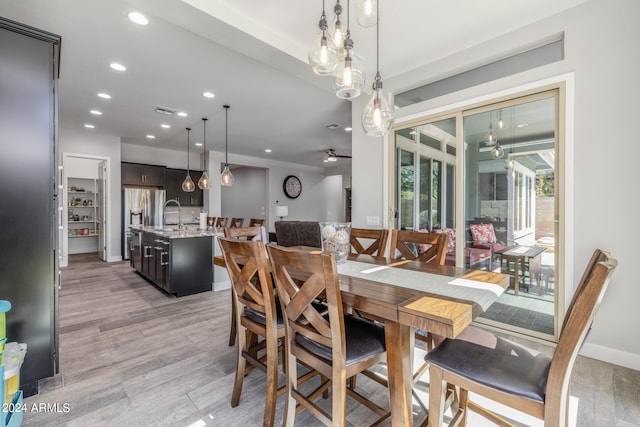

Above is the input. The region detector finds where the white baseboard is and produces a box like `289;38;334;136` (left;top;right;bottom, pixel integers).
107;256;123;263
213;280;231;292
580;342;640;371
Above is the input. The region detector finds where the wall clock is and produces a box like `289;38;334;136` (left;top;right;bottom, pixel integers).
283;175;302;199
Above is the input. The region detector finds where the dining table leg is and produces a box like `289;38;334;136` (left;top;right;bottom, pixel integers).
384;320;413;427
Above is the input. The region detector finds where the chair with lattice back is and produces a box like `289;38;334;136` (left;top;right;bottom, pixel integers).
267;245;390;426
425;249;617;427
350;227;389;256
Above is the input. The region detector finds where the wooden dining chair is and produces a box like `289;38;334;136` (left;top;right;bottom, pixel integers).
230;217;244;228
224;226;267;347
249;218;265;227
215;217;228;228
267;245;390;427
217;237;283;427
425;249;618;427
389;229;448;265
350;227;389;256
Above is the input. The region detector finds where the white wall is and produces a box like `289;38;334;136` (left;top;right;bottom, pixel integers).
60;128;122;263
352;0;640;369
206;150;345;232
220;166;267;222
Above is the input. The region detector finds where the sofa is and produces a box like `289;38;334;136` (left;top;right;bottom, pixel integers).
274;221;322;248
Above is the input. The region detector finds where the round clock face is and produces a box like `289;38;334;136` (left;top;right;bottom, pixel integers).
283;175;302;199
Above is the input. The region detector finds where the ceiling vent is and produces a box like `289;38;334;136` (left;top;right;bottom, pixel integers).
325;123;341;129
154;106;176;115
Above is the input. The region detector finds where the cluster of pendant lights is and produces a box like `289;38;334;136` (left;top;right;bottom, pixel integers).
309;0;394;136
181;105;234;192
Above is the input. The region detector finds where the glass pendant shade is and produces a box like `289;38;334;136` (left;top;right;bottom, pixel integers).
309;6;340;76
485;124;497;146
197;170;209;190
333;50;365;99
361;82;394;136
356;0;377;27
220;105;234;186
182;127;195;192
329;1;345;50
220;165;234;186
182;173;195;192
491;144;504;159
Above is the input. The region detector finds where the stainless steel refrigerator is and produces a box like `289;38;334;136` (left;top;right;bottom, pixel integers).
122;188;166;260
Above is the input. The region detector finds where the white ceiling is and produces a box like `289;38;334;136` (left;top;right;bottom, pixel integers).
0;0;588;167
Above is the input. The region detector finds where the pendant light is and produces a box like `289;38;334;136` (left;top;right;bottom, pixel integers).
361;0;394;136
329;1;345;49
197;118;210;190
333;0;365;99
309;0;340;75
484;112;497;146
220;105;234;186
356;0;377;27
182;128;195;192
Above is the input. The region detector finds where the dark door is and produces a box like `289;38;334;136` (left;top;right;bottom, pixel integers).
0;21;60;393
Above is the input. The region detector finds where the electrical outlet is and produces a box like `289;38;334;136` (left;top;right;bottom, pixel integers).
365;216;380;226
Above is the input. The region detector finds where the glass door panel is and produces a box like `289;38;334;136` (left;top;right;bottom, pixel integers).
463;95;557;338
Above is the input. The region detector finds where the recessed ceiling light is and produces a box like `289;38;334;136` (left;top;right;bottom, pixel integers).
177;111;188;117
517;123;529;128
195;142;203;147
97;92;111;99
110;63;126;71
90;110;102;116
161;124;171;129
128;11;149;26
265;149;272;153
323;159;329;163
84;124;95;129
344;126;352;132
203;91;215;98
146;134;155;139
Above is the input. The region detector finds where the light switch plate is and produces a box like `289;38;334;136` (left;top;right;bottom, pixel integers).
365;216;380;226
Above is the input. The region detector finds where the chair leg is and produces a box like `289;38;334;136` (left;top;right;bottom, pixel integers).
427;367;445;427
231;327;247;407
332;370;348;427
228;292;237;346
282;349;297;427
263;330;279;427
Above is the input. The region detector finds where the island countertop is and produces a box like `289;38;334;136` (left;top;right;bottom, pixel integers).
130;225;223;239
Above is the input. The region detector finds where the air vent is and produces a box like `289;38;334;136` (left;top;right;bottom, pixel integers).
325;123;341;129
154;106;176;115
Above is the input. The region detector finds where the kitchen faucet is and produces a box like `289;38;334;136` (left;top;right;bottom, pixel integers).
163;199;182;230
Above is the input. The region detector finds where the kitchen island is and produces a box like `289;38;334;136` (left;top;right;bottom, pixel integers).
129;226;224;297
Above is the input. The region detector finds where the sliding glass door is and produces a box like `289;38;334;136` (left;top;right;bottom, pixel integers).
391;89;561;340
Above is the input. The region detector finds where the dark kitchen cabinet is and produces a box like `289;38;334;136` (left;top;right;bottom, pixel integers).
133;231;211;297
166;168;203;207
122;162;166;187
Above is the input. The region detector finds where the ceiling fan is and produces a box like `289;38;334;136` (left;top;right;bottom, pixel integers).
324;148;352;162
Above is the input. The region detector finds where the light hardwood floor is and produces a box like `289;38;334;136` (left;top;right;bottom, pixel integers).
21;254;640;426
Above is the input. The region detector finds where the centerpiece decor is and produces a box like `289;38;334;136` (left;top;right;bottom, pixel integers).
319;222;351;265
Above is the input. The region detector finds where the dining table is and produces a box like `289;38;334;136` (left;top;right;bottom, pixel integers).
213;249;509;427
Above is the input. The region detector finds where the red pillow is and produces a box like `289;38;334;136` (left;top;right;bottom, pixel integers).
469;223;497;245
434;228;456;250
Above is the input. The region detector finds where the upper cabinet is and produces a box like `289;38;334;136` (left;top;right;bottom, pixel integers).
166;168;203;207
122;162;166;187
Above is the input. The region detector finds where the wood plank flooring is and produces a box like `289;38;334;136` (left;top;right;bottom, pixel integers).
20;253;640;426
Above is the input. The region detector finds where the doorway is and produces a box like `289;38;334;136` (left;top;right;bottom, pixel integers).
62;154;110;267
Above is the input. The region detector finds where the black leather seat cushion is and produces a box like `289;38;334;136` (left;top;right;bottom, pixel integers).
296;314;386;365
425;326;551;402
244;297;327;329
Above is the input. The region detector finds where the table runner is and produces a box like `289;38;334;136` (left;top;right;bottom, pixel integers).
338;260;504;311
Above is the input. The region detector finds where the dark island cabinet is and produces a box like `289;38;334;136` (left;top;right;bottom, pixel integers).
134;231;212;297
166;168;203;206
122;162;166;187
